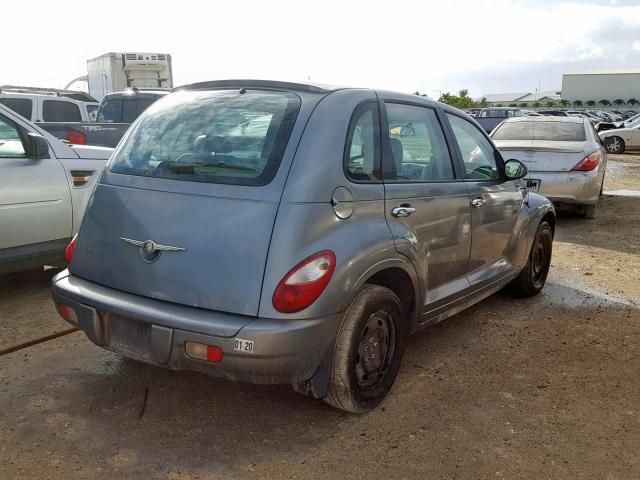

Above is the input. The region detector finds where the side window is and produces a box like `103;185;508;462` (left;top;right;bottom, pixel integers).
0;98;33;120
344;102;380;181
446;113;500;180
384;103;454;182
0;115;26;157
42;100;82;122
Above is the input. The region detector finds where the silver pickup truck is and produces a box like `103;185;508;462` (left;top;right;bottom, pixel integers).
0;104;112;274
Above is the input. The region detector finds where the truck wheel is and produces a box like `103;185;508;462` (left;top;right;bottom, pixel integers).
511;221;553;297
324;284;407;413
583;205;597;219
604;136;624;154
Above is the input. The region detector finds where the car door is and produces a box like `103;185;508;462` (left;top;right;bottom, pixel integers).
381;99;472;317
0;112;72;255
444;112;524;289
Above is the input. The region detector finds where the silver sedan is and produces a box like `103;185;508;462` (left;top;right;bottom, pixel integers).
491;116;607;218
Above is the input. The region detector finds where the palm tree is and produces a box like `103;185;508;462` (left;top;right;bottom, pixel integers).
519;102;527;108
586;100;596;107
598;99;611;106
559;99;570;107
495;103;504;107
545;100;556;108
533;102;541;108
573;100;583;107
613;99;625;107
628;98;638;107
508;103;517;107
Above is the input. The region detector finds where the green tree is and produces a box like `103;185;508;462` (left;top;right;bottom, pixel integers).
545;101;556;107
559;99;570;107
533;102;541;108
479;97;488;108
613;99;625;106
495;103;504;107
628;98;638;106
519;102;527;108
508;103;518;107
598;99;611;106
573;100;583;107
586;100;596;107
437;90;478;108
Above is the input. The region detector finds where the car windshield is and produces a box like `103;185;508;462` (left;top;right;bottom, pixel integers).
492;121;586;141
109;89;301;186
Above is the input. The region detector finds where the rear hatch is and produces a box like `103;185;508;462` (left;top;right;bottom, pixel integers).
71;87;303;317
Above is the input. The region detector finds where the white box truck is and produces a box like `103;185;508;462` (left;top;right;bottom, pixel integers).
87;52;173;101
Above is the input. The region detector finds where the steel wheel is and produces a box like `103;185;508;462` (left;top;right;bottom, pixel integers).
531;235;550;289
355;311;396;392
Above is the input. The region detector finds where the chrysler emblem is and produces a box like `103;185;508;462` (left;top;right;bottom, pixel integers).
120;237;186;255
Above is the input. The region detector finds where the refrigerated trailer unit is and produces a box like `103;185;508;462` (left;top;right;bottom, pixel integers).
87;52;173;101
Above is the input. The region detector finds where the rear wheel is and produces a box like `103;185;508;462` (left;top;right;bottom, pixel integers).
324;284;406;413
511;221;553;297
604;136;625;154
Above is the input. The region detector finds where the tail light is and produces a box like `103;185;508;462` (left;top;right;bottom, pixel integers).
571;151;600;171
273;251;336;313
67;131;86;145
65;235;77;264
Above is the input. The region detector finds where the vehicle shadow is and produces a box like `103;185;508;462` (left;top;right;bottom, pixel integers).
553;194;640;255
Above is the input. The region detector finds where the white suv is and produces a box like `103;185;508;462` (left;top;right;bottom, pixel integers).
0;90;98;123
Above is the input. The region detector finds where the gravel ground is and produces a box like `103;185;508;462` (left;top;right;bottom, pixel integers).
1;154;639;480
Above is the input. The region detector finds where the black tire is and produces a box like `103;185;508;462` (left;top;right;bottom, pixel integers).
604;136;625;154
583;204;597;219
511;221;553;297
324;284;407;413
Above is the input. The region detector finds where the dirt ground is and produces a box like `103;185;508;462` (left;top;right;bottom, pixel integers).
1;154;639;480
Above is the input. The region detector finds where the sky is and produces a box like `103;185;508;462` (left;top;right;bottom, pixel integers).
3;0;640;99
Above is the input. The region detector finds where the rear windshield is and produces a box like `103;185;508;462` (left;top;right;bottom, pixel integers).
492;121;586;141
109;89;301;186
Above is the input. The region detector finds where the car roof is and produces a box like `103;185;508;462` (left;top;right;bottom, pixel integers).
102;89;169;100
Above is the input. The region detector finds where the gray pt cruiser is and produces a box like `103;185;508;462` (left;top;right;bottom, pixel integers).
52;80;555;412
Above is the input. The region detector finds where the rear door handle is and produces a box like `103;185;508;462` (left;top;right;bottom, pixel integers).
471;198;486;208
392;205;416;217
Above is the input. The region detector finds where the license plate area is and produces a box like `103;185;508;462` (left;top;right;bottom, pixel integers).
526;179;541;192
103;312;154;362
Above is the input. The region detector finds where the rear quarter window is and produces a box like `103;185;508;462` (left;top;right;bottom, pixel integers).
42;100;82;122
109;89;301;186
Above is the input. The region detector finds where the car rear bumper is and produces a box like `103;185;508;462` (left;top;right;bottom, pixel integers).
51;270;341;384
529;170;602;206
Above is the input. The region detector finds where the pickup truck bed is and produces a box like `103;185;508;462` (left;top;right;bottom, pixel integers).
38;121;130;148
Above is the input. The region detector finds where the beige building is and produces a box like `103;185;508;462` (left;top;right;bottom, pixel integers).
561;68;640;103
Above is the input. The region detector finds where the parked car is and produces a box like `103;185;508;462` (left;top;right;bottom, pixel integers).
38;88;169;148
52;80;555;413
599;119;640;154
538;110;572;117
474;107;524;133
0;104;112;274
0;86;98;123
491;116;606;218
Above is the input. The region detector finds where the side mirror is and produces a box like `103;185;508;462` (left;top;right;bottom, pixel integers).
25;133;50;159
504;159;528;180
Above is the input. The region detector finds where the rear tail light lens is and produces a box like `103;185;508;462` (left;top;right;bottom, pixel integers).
65;235;77;264
67;131;86;145
571;151;600;171
185;342;223;362
273;251;336;313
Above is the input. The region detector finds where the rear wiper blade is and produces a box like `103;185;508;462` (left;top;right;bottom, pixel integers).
164;162;258;173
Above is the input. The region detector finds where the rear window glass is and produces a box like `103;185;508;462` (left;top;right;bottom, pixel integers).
42;100;82;122
492;121;586;141
97;99;122;122
109;89;301;186
0;97;33;119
